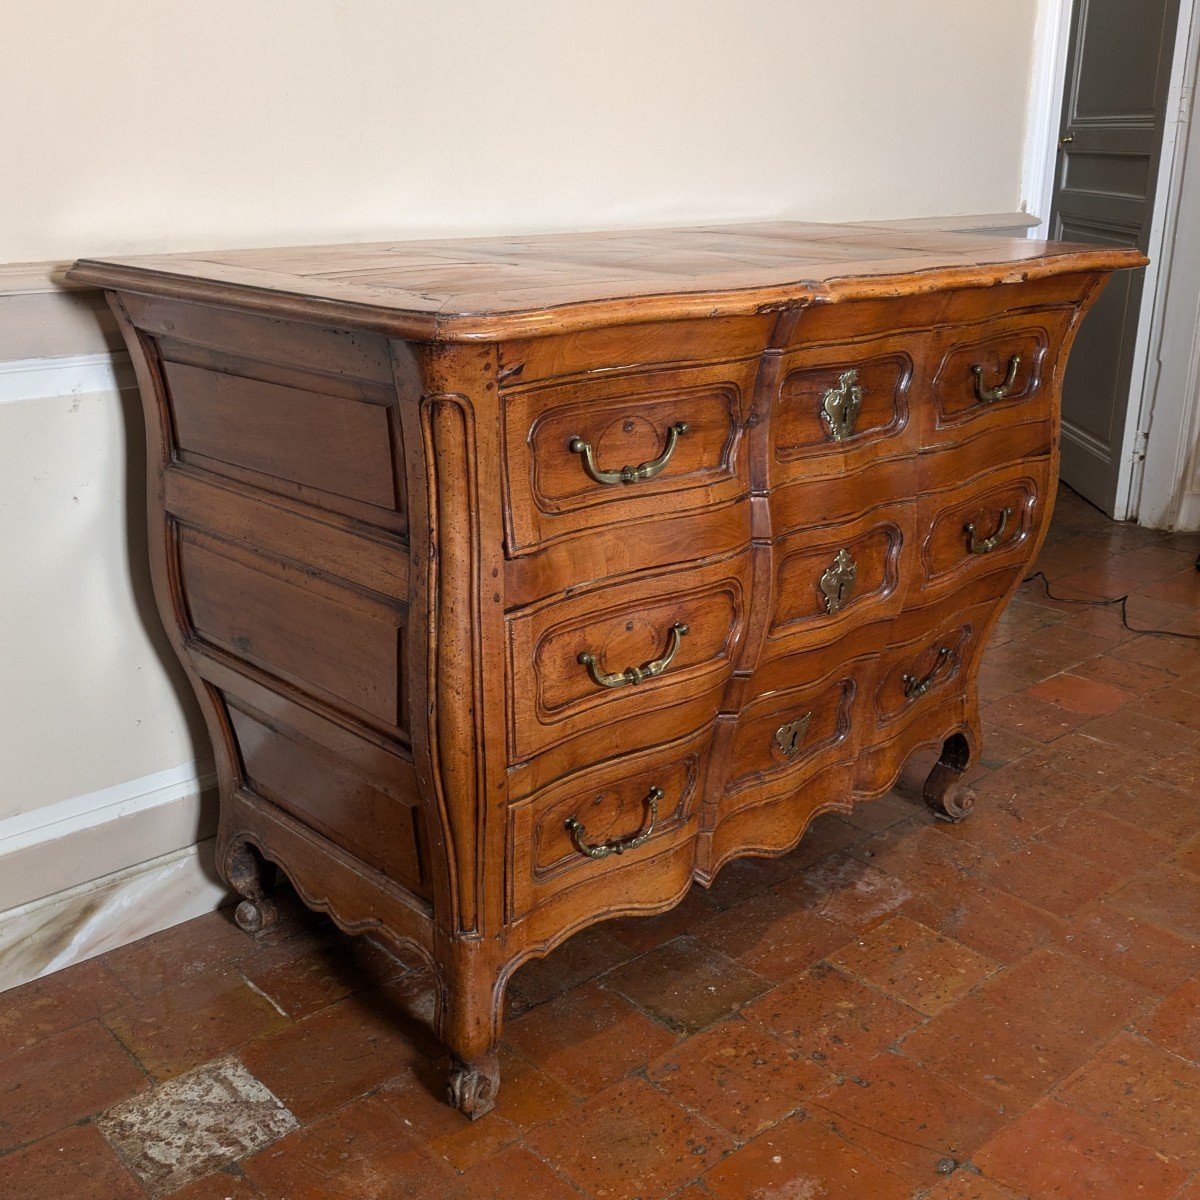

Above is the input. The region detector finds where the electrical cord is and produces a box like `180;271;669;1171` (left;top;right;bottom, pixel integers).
1021;570;1200;641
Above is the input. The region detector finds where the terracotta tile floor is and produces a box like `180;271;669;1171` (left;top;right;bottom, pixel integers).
3;485;1200;1199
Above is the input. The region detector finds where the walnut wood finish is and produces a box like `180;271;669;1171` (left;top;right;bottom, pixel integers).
69;222;1144;1118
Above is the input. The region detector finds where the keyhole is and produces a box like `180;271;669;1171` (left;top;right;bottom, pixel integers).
622;419;635;434
625;621;635;632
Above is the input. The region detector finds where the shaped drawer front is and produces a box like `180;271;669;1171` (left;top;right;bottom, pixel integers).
503;359;755;555
507;728;708;919
927;307;1074;444
506;551;750;763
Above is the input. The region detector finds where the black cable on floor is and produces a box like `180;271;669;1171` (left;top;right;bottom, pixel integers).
1021;571;1200;641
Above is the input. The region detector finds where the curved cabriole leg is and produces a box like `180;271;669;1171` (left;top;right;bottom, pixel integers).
438;944;504;1119
223;840;279;935
924;732;975;823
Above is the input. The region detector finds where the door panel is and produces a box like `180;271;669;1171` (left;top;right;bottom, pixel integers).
1050;0;1181;513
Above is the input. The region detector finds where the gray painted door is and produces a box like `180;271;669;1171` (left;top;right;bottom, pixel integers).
1050;0;1181;514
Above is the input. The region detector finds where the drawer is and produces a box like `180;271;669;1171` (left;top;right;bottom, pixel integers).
723;659;871;811
506;728;708;919
502;359;756;555
763;499;914;654
872;623;975;728
506;551;751;763
926;307;1074;444
772;334;916;477
918;460;1051;594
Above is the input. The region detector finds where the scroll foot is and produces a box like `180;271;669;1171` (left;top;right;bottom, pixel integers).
923;732;975;823
223;841;279;936
447;1051;500;1120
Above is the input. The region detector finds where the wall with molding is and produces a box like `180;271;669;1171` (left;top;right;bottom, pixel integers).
0;0;1044;988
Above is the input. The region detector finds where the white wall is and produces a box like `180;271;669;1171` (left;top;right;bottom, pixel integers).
0;0;1044;985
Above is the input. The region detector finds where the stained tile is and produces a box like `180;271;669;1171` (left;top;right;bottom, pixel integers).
701;1113;913;1200
1080;708;1200;756
1055;902;1200;995
847;821;984;890
1070;652;1176;695
780;853;914;931
524;1074;733;1200
506;925;637;1013
1057;1034;1200;1167
97;1056;296;1195
444;1145;582;1200
1026;672;1133;716
1039;809;1173;876
1139;980;1200;1062
601;935;769;1035
1094;778;1200;843
645;1015;836;1140
0;1124;144;1199
842;791;915;833
983;693;1093;742
985;841;1119;918
1026;731;1145;791
605;886;721;955
0;1021;148;1150
742;961;923;1074
976;1097;1188;1199
814;1052;1006;1184
920;1173;1026;1200
105;966;290;1082
1109;862;1200;940
238;988;428;1120
505;980;676;1097
242;1091;455;1199
827;916;998;1016
168;1172;264;1200
1140;685;1200;734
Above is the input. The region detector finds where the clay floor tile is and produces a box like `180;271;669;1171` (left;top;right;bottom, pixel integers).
1056;1033;1200;1169
644;1014;837;1141
0;956;132;1060
0;1123;145;1200
1026;672;1134;716
604;886;721;955
975;723;1041;770
1109;862;1200;940
899;992;1096;1112
827;915;999;1016
742;961;923;1075
523;1074;734;1200
1140;685;1200;734
920;1172;1027;1200
105;966;291;1082
237;989;429;1121
1070;652;1176;695
600;935;770;1035
689;886;853;982
975;1097;1189;1199
847;818;986;889
1026;731;1145;792
778;853;915;932
813;1051;1008;1186
842;791;916;834
1080;707;1200;757
505;924;638;1013
1176;834;1200;875
1138;979;1200;1063
698;842;822;912
901;878;1067;967
0;1020;149;1150
443;1145;584;1200
1094;778;1200;843
1111;634;1200;677
1037;810;1174;876
241;1091;456;1200
1140;746;1200;796
984;841;1120;919
166;1171;265;1200
983;694;1095;743
700;1112;913;1200
504;980;677;1097
1055;903;1200;996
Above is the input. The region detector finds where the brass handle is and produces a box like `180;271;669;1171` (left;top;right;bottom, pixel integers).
821;369;863;442
569;422;689;485
971;355;1022;404
903;647;954;699
578;622;689;689
965;507;1012;556
565;786;661;859
1059;134;1074;146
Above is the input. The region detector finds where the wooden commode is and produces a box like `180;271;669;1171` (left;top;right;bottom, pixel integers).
69;223;1144;1117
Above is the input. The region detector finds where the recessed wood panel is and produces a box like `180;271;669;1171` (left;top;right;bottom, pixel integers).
179;528;405;731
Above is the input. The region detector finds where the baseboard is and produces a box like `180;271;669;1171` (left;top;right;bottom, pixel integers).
0;838;231;994
0;350;135;404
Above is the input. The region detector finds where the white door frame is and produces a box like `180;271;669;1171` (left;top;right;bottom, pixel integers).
1020;0;1200;523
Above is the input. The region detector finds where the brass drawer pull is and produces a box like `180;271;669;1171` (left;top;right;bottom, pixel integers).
971;355;1021;403
566;786;662;859
569;422;689;485
903;647;954;699
821;370;863;442
578;622;689;689
965;507;1012;556
818;548;858;615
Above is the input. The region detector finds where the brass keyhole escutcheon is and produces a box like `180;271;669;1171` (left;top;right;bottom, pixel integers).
775;712;813;760
821;370;863;442
818;548;858;615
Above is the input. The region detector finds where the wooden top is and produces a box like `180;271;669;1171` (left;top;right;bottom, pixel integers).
68;221;1146;341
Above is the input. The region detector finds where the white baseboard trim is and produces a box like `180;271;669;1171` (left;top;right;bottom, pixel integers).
0;350;135;405
0;838;231;994
0;761;219;912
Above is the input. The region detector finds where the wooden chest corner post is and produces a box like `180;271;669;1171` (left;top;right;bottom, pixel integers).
393;340;511;1118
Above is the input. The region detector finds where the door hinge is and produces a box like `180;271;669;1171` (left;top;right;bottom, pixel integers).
1133;429;1150;461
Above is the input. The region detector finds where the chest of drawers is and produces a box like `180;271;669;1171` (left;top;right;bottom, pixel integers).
69;223;1143;1117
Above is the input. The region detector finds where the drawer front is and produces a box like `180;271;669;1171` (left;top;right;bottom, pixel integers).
506;551;750;762
503;360;756;555
918;460;1052;595
927;308;1074;443
872;623;975;728
507;728;708;919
